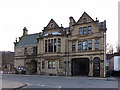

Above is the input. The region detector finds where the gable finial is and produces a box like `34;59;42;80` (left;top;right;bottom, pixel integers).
15;37;17;43
96;17;98;21
61;24;63;27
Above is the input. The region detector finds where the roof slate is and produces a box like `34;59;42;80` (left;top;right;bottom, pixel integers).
16;33;39;47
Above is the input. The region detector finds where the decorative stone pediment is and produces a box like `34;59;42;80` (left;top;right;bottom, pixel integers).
43;19;60;31
76;12;94;24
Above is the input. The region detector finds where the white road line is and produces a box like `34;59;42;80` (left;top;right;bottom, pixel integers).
37;84;45;86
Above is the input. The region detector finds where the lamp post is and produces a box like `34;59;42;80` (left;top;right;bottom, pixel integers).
65;30;69;77
104;32;106;77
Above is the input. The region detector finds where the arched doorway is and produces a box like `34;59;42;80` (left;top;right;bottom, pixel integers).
93;57;100;77
26;60;37;75
71;58;89;76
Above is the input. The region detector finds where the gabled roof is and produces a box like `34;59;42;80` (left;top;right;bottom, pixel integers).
43;19;59;31
76;12;94;24
16;33;39;47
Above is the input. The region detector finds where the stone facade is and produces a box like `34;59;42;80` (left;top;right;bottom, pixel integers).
14;12;107;77
0;51;14;73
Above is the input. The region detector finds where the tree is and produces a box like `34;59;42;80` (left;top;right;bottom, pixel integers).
107;44;114;54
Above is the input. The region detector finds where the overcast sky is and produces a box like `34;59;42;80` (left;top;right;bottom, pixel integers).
0;0;119;51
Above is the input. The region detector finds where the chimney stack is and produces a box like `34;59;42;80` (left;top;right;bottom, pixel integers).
69;16;76;27
23;27;28;36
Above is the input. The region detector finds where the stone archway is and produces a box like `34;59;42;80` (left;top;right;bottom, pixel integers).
25;60;37;75
93;57;100;77
71;58;89;76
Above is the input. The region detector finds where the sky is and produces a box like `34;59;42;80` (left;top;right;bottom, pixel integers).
0;0;119;52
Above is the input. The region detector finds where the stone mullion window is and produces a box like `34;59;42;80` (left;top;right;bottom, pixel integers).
72;42;76;52
78;41;83;51
24;48;27;55
58;38;61;52
51;39;53;52
83;27;87;34
79;27;83;35
59;60;62;69
88;40;92;50
54;39;57;52
82;41;87;50
48;39;51;52
95;39;99;50
88;26;92;34
42;61;45;69
48;60;55;69
45;40;47;52
48;60;52;69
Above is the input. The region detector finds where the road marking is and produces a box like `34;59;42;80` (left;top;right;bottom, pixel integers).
26;83;31;86
37;84;45;86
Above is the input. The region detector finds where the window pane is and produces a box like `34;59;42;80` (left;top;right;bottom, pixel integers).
48;39;50;52
51;39;53;52
83;27;87;34
83;41;87;50
78;41;82;51
48;61;52;69
88;26;92;34
72;42;76;52
58;38;61;52
42;61;45;69
88;40;92;50
54;39;56;52
79;28;83;35
59;60;62;68
95;39;99;50
52;61;55;69
45;40;47;52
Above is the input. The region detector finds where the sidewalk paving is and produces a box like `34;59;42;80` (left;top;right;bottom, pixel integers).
0;79;27;90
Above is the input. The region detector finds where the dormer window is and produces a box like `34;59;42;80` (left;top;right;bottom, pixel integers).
83;18;87;22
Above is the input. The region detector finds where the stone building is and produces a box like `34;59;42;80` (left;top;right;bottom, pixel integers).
0;51;14;73
14;12;107;77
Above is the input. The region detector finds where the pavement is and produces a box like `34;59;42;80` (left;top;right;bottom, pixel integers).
0;79;27;90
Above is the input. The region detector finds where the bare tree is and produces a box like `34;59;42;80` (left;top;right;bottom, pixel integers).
107;44;114;54
116;45;120;53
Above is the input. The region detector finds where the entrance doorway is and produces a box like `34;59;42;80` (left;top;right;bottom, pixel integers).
93;57;100;77
71;58;89;76
26;60;37;75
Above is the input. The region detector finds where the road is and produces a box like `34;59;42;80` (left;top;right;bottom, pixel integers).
2;74;119;89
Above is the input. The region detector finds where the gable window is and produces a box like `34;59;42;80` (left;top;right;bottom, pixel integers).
83;27;87;34
88;26;92;34
79;27;83;35
72;42;76;52
83;41;87;50
78;41;82;51
83;18;87;22
95;39;99;50
88;40;92;50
